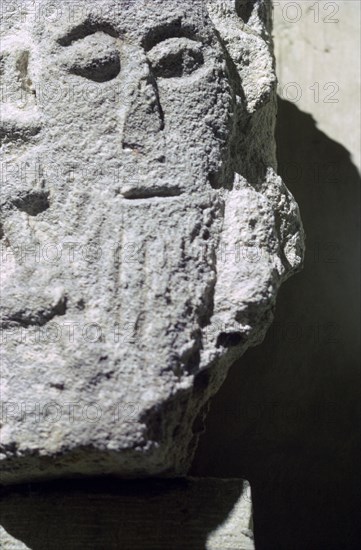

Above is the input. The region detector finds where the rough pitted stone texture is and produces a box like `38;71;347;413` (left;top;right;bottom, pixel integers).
0;0;304;484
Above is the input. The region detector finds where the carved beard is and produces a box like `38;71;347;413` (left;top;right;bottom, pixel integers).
100;194;223;376
1;185;223;374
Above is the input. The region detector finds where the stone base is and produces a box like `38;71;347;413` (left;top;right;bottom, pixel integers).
0;478;254;549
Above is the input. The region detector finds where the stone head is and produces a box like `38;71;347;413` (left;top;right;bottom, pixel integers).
0;0;304;483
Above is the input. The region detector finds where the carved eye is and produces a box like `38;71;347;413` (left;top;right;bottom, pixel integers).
60;31;121;83
69;51;120;82
148;38;204;79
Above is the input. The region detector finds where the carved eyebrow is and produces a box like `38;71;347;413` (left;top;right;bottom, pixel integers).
142;20;201;52
57;20;119;47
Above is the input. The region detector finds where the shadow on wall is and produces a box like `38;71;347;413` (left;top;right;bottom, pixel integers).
0;478;242;549
191;97;361;550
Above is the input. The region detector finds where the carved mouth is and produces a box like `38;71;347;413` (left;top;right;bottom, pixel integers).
0;296;67;330
121;186;183;200
0;122;42;146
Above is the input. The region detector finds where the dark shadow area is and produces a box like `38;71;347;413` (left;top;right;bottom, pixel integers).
191;98;360;549
0;477;242;549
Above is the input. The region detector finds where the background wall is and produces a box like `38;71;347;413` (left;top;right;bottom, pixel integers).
191;2;360;549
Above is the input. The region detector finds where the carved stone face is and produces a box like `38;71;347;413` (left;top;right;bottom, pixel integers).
0;1;304;483
2;0;231;193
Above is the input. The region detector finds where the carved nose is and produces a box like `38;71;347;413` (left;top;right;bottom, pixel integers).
122;70;164;152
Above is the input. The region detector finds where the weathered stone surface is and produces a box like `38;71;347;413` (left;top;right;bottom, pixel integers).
0;0;304;484
0;478;254;549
